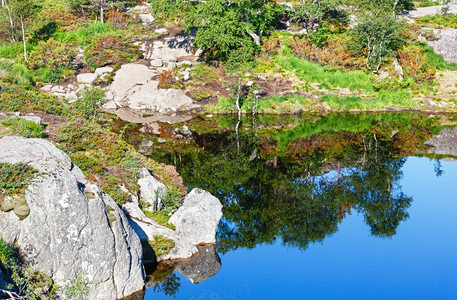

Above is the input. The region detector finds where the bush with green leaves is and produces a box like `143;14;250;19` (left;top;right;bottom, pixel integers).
1;116;44;138
29;38;77;76
349;13;406;71
185;0;283;66
85;35;141;69
63;273;89;300
0;82;69;115
0;163;38;200
72;87;106;119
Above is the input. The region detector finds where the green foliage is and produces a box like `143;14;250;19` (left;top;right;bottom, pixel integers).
288;0;348;36
149;0;196;23
85;33;141;69
0;63;35;89
186;0;283;65
160;187;182;214
150;235;175;257
277;48;374;91
349;14;406;71
144;210;176;230
64;273;89;300
72;87;106;119
416;13;457;28
0;238;15;275
1;116;44;138
28;38;77;81
0;82;69;115
0;162;38;199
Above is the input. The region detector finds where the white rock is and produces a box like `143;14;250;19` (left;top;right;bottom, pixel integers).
180;60;193;67
162;55;177;62
194;48;204;57
19;115;41;125
155;28;168;34
150;59;163;67
181;70;190;81
169;189;223;245
94;66;113;76
138;168;167;211
77;73;97;85
138;13;155;24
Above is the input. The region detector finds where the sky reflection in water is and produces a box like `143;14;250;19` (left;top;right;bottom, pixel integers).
146;157;457;299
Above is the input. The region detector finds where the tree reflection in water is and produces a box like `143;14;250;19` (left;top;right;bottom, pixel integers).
143;113;444;296
156;114;437;253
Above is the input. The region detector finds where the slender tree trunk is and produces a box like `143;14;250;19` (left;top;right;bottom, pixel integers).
5;3;16;42
100;0;104;23
20;14;27;62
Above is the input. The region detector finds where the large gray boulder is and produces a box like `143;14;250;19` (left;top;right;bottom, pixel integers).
169;189;223;245
122;197;198;261
0;136;145;299
122;188;223;261
426;29;457;63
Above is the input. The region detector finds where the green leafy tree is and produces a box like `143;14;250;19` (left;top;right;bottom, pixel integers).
185;0;283;65
348;0;410;71
350;14;406;71
0;0;36;62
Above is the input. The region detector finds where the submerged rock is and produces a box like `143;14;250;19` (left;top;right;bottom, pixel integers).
0;136;145;299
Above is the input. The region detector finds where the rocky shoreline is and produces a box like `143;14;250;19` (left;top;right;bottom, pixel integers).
0;136;223;299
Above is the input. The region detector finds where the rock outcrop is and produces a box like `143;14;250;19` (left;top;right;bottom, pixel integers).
425;29;457;63
123;189;223;261
105;64;193;113
169;189;223;245
138;167;167;211
122;197;198;261
407;5;457;19
424;127;457;157
0;136;145;299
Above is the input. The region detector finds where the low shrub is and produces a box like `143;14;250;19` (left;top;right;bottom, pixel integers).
0;82;69;115
0;162;38;200
288;35;365;71
85;35;141;70
398;44;436;83
71;87;106;119
1;116;44;138
28;39;78;72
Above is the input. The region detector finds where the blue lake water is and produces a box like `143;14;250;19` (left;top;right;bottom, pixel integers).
145;157;457;299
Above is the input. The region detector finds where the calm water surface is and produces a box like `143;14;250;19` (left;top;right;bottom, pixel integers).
134;114;457;299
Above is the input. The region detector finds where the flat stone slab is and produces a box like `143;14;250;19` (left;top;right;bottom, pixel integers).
77;73;97;84
427;29;457;63
407;5;457;19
